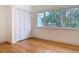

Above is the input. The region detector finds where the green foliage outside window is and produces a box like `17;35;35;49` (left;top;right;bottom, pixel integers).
36;7;79;28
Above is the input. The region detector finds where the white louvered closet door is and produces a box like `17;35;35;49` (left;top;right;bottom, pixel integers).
15;9;21;41
20;10;25;40
24;11;31;38
15;9;30;42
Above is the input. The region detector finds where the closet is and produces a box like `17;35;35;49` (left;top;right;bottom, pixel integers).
14;8;31;42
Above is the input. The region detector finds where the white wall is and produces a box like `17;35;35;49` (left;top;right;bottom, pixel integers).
0;5;11;43
32;5;79;45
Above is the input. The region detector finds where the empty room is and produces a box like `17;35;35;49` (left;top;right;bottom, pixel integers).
0;5;79;53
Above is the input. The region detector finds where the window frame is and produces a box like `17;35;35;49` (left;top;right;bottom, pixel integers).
36;6;79;30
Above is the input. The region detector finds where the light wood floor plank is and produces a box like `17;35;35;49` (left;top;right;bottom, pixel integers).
0;38;79;53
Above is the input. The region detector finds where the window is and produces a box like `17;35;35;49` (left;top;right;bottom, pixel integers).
36;7;79;29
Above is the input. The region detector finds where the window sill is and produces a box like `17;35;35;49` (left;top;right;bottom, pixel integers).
36;26;79;30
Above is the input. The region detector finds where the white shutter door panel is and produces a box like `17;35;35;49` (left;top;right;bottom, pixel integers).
15;9;21;41
24;12;28;38
20;11;25;40
24;12;31;38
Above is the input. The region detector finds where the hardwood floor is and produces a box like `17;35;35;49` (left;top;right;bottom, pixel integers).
0;38;79;53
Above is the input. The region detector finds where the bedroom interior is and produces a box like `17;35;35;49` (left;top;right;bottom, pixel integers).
0;5;79;53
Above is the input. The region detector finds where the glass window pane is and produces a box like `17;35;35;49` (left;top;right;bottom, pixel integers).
65;9;72;27
52;10;61;27
44;10;62;27
45;11;52;26
65;8;79;28
37;13;44;27
71;8;79;27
